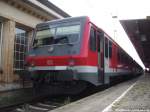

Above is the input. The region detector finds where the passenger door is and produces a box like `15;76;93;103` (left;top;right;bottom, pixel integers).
97;32;104;83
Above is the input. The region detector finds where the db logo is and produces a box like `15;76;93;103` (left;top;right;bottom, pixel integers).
48;46;54;52
47;60;53;65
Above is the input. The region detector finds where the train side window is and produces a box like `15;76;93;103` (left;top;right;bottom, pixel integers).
120;50;124;63
97;32;101;52
109;41;112;58
89;27;96;51
117;49;121;62
105;38;108;58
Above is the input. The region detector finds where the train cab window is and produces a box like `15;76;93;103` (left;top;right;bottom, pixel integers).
105;38;108;58
90;27;96;51
117;49;121;62
109;41;112;58
120;50;124;63
97;32;101;52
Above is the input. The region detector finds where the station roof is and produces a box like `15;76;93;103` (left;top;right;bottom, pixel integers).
24;0;70;19
1;0;70;28
36;0;70;18
120;19;150;68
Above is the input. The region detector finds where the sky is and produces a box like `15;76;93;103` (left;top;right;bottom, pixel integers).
49;0;150;69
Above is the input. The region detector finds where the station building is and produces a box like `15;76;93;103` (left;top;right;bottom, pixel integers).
0;0;69;88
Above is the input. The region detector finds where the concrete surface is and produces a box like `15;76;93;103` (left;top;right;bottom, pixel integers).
0;83;22;92
108;74;150;112
49;76;140;112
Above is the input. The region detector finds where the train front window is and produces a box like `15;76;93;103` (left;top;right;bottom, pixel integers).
34;28;55;46
33;24;80;47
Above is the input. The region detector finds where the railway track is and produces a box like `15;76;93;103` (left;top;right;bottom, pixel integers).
0;96;71;112
11;101;63;112
0;87;72;112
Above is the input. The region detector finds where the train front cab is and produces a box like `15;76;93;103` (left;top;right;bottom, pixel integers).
25;17;106;86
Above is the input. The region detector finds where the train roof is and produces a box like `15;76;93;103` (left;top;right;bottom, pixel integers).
36;16;88;28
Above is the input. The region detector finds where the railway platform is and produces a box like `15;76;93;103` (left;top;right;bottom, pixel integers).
49;73;150;112
0;83;22;92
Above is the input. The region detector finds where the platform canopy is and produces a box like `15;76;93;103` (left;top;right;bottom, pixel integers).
120;19;150;69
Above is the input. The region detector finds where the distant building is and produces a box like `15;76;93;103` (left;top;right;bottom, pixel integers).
0;0;70;86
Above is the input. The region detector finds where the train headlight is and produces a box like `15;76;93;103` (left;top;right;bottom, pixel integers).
69;59;75;66
31;61;35;67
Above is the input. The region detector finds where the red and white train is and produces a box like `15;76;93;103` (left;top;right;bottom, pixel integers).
25;16;142;86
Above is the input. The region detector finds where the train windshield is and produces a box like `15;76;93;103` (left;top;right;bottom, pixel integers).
33;24;80;47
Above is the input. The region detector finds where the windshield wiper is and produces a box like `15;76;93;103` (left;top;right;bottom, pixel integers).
32;40;41;49
66;42;74;46
33;36;55;48
55;36;74;46
33;44;42;49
